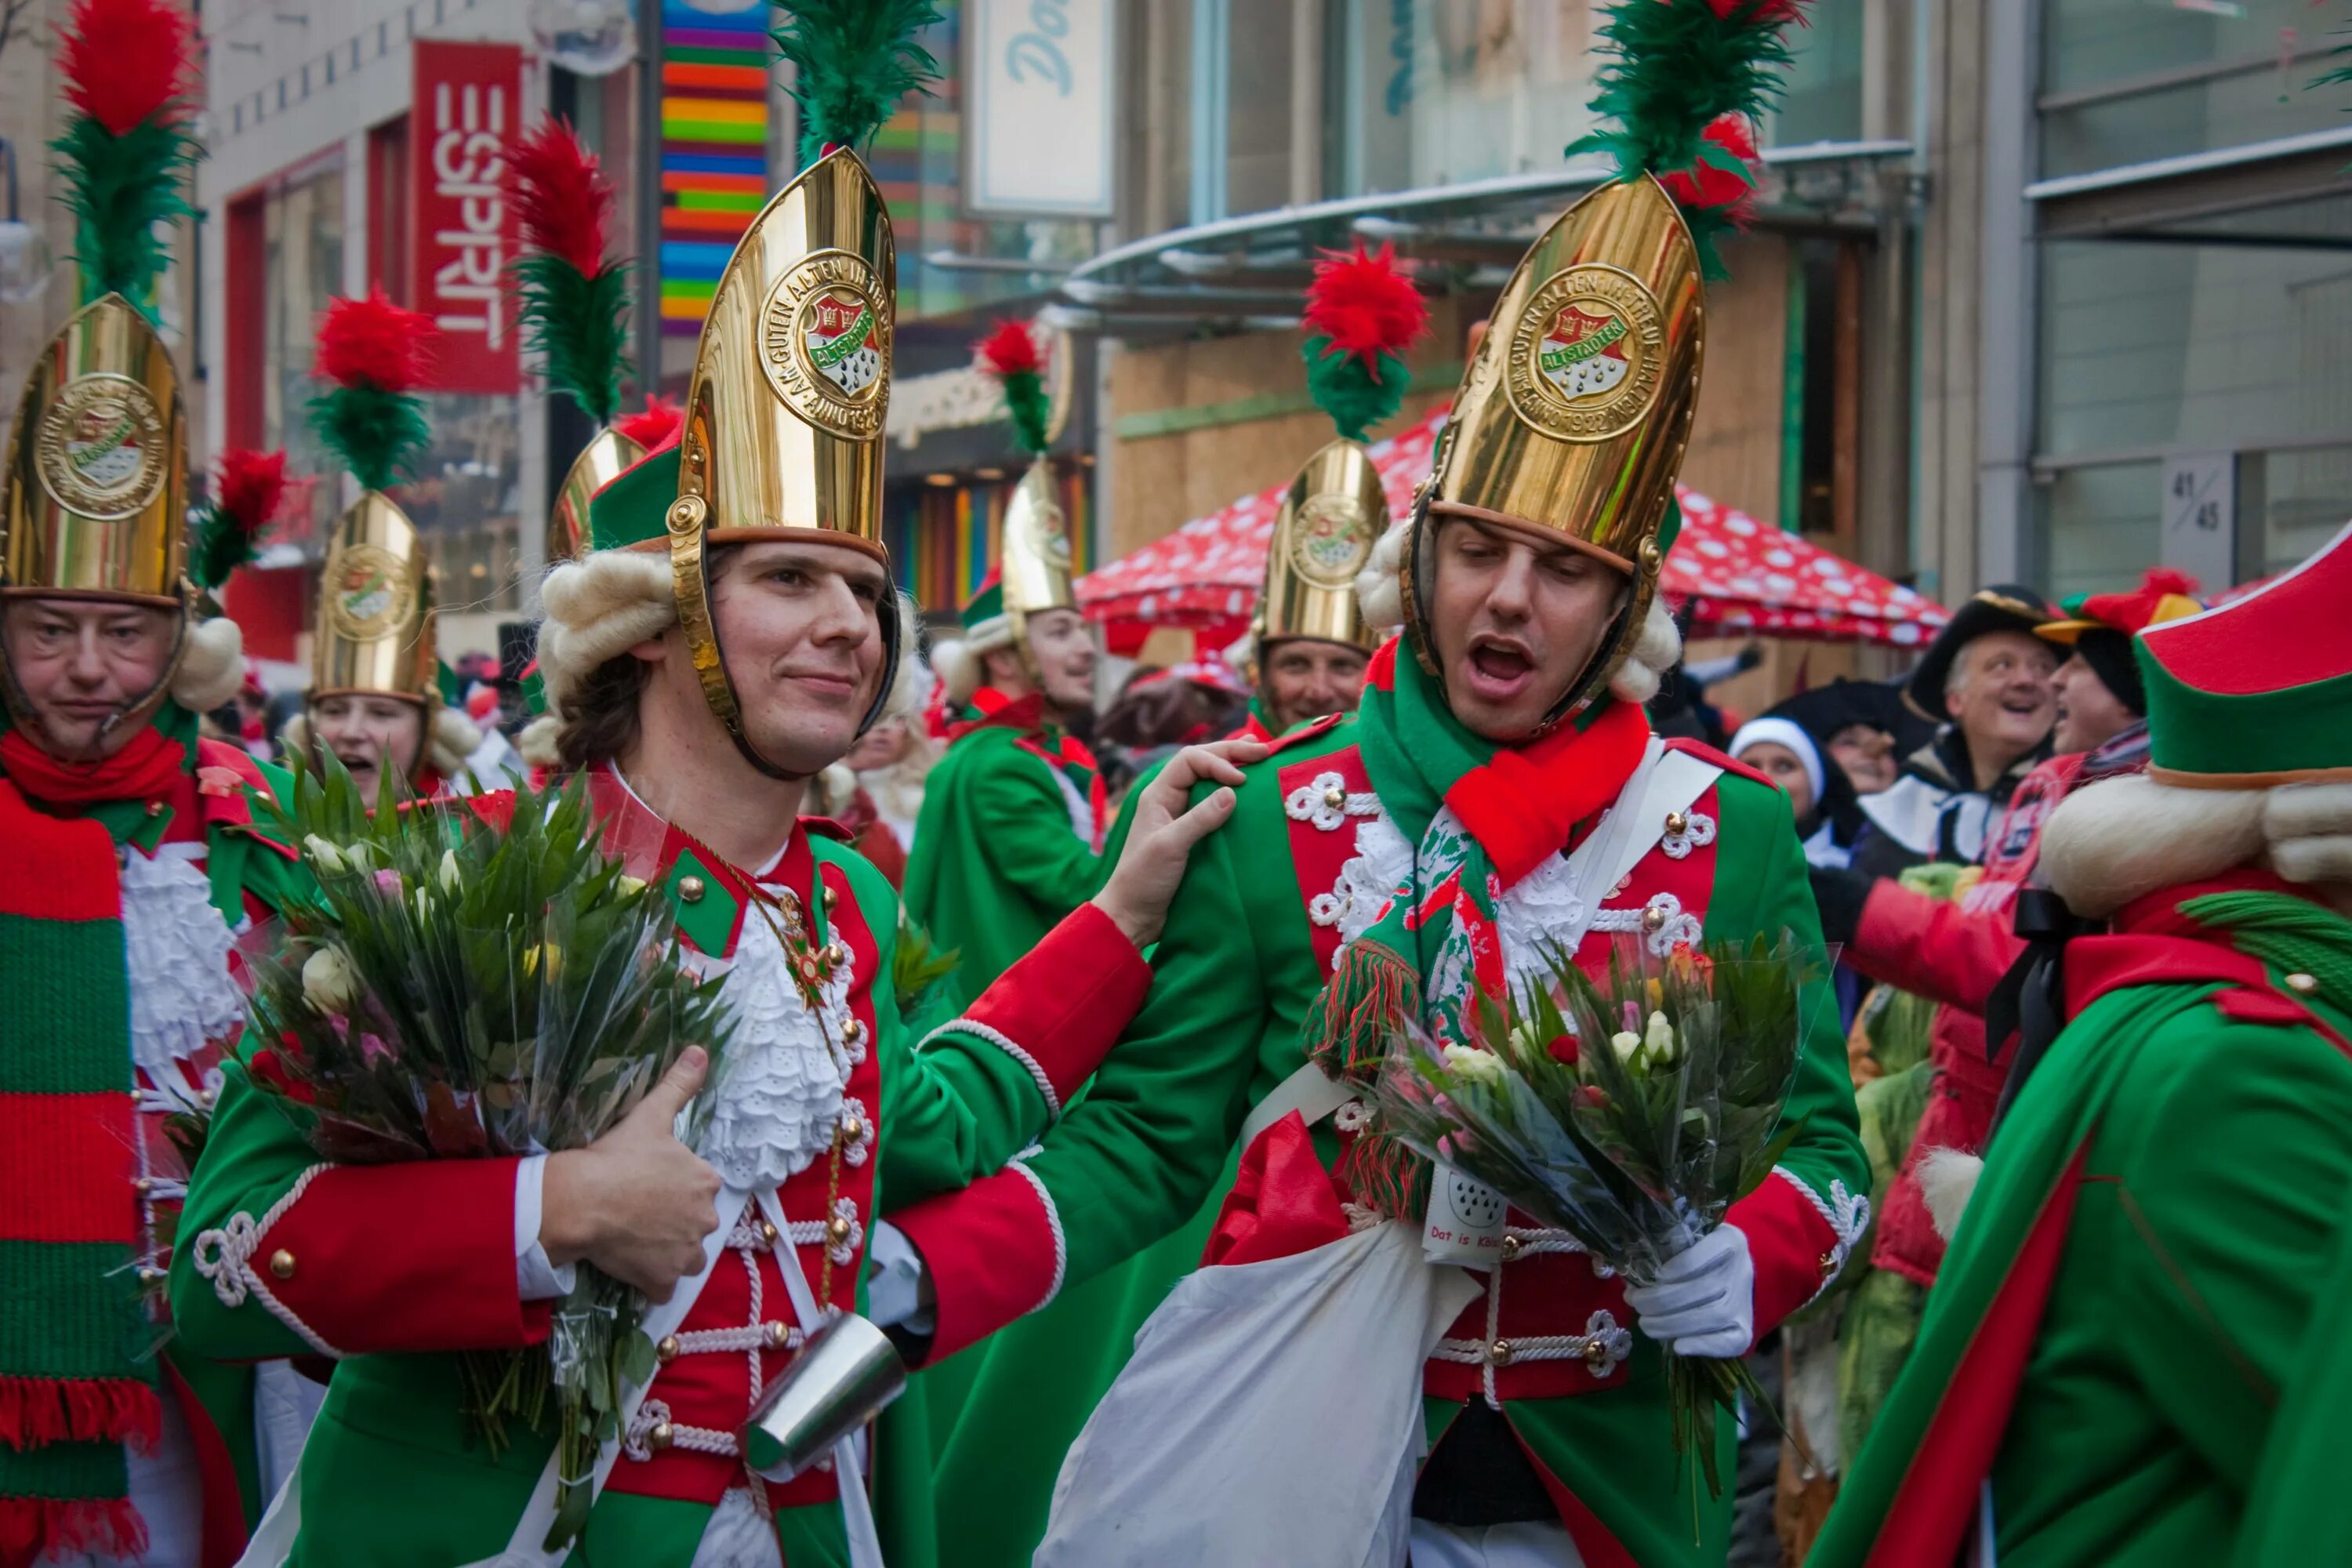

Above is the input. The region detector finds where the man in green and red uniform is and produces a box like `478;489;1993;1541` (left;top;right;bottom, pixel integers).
1812;522;2352;1568
167;127;1252;1568
889;169;1871;1568
2;306;309;1564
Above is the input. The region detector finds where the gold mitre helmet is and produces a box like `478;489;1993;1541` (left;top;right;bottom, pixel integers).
310;491;437;706
4;294;187;608
1251;438;1387;673
1398;173;1704;723
660;147;900;767
548;427;648;565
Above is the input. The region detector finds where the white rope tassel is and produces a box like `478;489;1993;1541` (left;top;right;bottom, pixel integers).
189;1163;344;1358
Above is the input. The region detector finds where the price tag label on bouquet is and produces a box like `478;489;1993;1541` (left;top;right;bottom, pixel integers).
1423;1163;1508;1264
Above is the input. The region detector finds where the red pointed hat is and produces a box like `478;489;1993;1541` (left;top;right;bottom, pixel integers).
2038;568;2203;643
2135;522;2352;787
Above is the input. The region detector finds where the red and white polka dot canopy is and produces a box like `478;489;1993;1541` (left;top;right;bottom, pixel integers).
1076;405;1949;653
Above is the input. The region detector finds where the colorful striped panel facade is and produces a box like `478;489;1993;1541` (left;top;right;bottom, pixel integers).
658;0;768;339
887;465;1093;615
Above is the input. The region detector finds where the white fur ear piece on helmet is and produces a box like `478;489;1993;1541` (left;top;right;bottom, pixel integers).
1606;596;1683;707
942;641;991;708
877;592;922;724
517;713;564;771
279;710;312;766
171;617;245;714
2263;782;2352;889
428;704;485;779
1354;522;1410;634
2039;773;2270;920
537;553;675;713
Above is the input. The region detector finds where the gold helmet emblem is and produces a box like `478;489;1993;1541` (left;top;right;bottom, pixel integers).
1255;440;1386;662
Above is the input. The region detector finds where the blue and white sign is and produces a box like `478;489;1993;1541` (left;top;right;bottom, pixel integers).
966;0;1116;217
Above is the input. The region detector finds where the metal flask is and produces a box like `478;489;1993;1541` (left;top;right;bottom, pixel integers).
739;1312;906;1483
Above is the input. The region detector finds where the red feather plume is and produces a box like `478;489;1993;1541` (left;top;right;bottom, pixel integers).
976;319;1044;380
1660;115;1761;220
1301;241;1428;369
215;448;289;535
315;287;440;392
2140;567;2201;597
58;0;196;136
613;395;684;452
510;117;615;278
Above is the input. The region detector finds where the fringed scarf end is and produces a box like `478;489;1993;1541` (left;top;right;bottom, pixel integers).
0;1375;163;1453
1303;938;1423;1084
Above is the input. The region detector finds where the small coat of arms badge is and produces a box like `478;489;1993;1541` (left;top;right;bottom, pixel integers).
1503;264;1667;444
35;374;169;521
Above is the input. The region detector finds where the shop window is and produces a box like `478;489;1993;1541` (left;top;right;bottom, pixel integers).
405;393;524;618
224;154;346;549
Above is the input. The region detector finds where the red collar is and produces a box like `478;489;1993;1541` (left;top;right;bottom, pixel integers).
586;764;815;898
952;687;1049;742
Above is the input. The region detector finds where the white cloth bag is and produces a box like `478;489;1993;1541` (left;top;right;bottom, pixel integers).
1036;1220;1480;1568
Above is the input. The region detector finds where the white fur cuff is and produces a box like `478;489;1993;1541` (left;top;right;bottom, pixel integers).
2266;783;2352;889
428;704;485;778
2040;774;2270;919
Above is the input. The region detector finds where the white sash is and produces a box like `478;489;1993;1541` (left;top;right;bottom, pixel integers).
1238;739;1723;1151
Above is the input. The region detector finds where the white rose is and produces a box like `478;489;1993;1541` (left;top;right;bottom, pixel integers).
1441;1043;1505;1084
303;834;348;876
301;946;359;1014
617;874;648;898
1642;1009;1677;1067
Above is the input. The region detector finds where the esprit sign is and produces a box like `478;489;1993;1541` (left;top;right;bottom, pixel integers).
966;0;1114;217
412;40;521;395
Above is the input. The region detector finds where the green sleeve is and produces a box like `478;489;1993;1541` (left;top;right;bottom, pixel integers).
827;848;1073;1210
1717;775;1872;1221
168;1054;330;1363
2112;1014;2352;1493
1011;818;1267;1287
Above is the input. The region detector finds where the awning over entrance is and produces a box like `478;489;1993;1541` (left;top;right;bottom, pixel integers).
1076;406;1948;655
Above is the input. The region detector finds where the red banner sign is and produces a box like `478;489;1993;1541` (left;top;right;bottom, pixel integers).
411;40;521;395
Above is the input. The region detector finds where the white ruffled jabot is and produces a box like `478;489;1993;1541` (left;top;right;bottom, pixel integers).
118;841;244;1099
693;900;860;1192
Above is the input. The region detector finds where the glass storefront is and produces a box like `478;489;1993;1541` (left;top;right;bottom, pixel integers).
257;158;347;547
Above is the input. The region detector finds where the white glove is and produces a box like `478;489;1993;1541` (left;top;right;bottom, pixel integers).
865;1221;935;1334
1622;1224;1755;1359
2266;783;2352;888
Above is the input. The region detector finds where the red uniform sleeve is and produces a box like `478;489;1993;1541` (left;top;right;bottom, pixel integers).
1842;878;2026;1017
943;900;1150;1115
887;1163;1063;1362
1733;1167;1853;1341
230;1158;552;1356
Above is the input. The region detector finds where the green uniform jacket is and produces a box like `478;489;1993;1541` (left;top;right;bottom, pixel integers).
895;713;1870;1568
1813;877;2352;1568
168;769;1149;1566
903;695;1101;1013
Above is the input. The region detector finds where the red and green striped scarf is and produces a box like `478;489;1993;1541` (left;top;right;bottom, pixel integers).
0;724;188;1561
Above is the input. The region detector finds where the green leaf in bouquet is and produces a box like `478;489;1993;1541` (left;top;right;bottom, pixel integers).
621;1328;659;1390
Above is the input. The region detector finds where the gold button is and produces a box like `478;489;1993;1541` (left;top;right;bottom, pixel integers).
1323;787;1345;809
2285;972;2319;995
841;1116;865;1143
269;1249;296;1279
826;942;845;965
1583;1338;1613;1369
138;1265;165;1287
145;800;165;818
841;1018;865;1044
197;1088;216;1107
132;1177;154;1196
761;1319;791;1349
1664;811;1688;836
648;1421;674;1452
825;1215;853;1244
655;1334;680;1363
1641;906;1666;933
1498;1235;1523;1262
821;884;838;911
757;1218;779;1246
677;875;706;903
1487;1339;1513;1367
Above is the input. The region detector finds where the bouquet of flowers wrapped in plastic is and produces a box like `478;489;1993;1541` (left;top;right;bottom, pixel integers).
237;758;730;1548
1373;931;1816;1512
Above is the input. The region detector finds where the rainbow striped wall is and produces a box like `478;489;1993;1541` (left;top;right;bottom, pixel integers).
886;466;1093;615
658;0;768;339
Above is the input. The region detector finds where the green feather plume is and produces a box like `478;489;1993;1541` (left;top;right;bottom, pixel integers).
1568;0;1797;195
307;383;430;495
771;0;945;166
52;115;198;307
516;256;631;426
1302;339;1411;444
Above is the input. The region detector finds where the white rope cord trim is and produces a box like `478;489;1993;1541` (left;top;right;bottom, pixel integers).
1773;1166;1872;1306
1005;1155;1066;1314
188;1163;343;1359
1431;1310;1633;1385
924;1018;1061;1120
622;1399;739;1461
